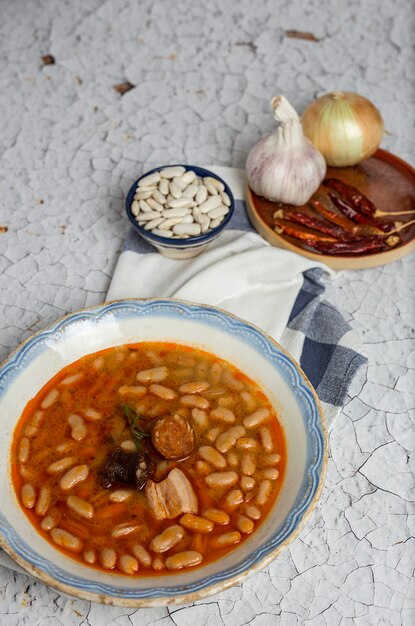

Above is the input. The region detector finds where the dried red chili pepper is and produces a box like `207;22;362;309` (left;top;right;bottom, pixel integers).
328;192;393;233
274;219;338;243
278;210;353;241
324;179;377;217
309;199;361;234
303;236;397;255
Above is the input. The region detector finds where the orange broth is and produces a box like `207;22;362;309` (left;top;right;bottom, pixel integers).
12;342;286;576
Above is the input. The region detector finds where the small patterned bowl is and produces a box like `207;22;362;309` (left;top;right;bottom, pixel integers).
0;299;327;606
126;165;235;259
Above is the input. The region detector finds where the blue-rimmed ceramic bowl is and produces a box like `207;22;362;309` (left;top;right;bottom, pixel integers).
126;165;235;259
0;299;327;606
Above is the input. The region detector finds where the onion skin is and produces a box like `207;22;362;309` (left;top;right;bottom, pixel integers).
301;92;384;167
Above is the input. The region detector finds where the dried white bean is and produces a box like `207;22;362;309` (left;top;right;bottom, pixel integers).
220;191;231;206
51;528;83;552
137;366;168;383
119;554;139;575
160;166;186;179
134;189;154;200
150;525;186;553
158;217;184;230
162;207;189;218
199;446;227;469
173;223;201;236
131;200;140;216
181;170;196;184
146;197;164;212
136;210;162;222
159;178;169;195
167;197;193;208
138;172;160;187
144;217;164;230
205;471;238;488
138;199;152;212
67;495;94;519
210;217;223;228
152;190;166;204
200;215;211;233
204;179;219;195
59;465;89;491
243;408;270;429
198;195;222;213
183;183;198;198
181;214;194;224
169;181;182;198
152;228;173;237
204;176;225;192
173;175;188;190
165;550;202;571
207;205;229;219
195;185;208;205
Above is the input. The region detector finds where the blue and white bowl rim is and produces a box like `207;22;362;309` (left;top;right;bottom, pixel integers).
0;298;326;603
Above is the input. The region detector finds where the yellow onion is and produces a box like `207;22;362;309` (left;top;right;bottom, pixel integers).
301;91;384;167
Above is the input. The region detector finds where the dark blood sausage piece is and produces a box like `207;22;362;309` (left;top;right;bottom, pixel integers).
151;413;195;461
101;447;154;489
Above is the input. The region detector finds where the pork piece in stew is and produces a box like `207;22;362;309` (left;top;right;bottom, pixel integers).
12;343;286;576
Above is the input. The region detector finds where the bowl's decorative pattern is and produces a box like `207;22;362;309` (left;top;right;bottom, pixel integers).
0;299;325;603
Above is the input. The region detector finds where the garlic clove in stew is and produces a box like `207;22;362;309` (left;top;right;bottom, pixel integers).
246;95;326;206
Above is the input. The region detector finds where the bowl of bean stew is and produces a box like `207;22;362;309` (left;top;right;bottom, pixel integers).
0;299;327;606
126;165;235;259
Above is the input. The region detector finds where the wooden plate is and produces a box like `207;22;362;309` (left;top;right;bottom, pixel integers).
246;149;415;270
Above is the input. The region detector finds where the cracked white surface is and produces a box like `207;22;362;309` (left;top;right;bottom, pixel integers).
0;0;414;623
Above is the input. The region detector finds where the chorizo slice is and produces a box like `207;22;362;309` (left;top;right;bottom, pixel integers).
151;414;195;460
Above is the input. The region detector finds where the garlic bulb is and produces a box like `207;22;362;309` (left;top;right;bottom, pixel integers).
246;95;326;206
301;91;384;167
